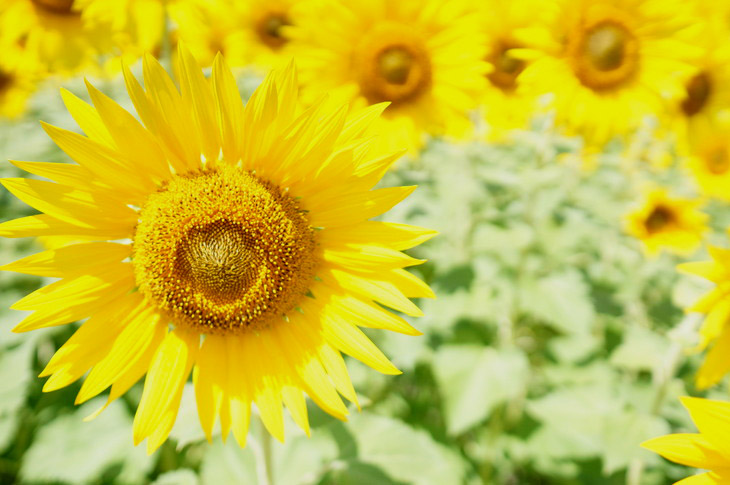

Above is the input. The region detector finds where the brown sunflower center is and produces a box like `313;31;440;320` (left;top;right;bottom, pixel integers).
681;71;712;117
30;0;76;15
645;206;675;233
0;71;13;95
488;41;526;91
572;19;638;90
256;12;290;49
359;39;432;105
133;166;317;334
704;144;730;175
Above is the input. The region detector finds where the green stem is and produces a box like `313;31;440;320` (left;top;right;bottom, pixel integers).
259;425;274;485
626;313;702;485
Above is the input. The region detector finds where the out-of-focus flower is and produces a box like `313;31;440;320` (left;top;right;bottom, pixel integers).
518;0;698;147
477;0;542;139
224;0;302;71
642;397;730;484
172;0;237;67
624;187;707;256
0;41;40;118
0;47;434;453
679;247;730;389
288;0;489;154
669;6;730;153
0;0;113;75
685;121;730;201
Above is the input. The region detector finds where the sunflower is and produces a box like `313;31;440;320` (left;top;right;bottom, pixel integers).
223;0;301;71
171;0;237;67
624;188;707;256
685;122;730;201
0;47;435;453
642;397;730;484
668;10;730;152
517;0;697;146
0;0;113;75
679;247;730;389
75;0;166;69
0;41;40;119
476;0;541;139
288;0;488;153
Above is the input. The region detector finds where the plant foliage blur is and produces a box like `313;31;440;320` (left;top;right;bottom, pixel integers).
2;0;730;484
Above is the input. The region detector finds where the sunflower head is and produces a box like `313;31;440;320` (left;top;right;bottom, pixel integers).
133;165;318;335
624;188;707;256
686;122;730;201
518;0;696;145
289;0;488;153
356;25;432;106
0;46;434;453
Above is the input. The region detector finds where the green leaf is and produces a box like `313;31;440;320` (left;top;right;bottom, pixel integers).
609;325;670;372
520;270;595;334
19;398;154;485
327;412;468;485
152;469;199;485
433;345;529;435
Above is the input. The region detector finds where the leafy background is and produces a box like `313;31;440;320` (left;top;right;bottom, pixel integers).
0;70;720;484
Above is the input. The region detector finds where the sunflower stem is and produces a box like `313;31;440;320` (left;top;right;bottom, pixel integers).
259;423;275;485
625;313;702;485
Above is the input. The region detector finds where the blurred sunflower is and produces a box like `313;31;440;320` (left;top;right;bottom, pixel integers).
0;42;40;119
76;0;165;68
669;10;730;151
0;47;434;453
224;0;301;71
679;247;730;389
624;187;707;256
642;397;730;484
0;0;112;74
686;122;730;201
288;0;488;153
477;0;540;138
518;0;697;146
172;0;236;67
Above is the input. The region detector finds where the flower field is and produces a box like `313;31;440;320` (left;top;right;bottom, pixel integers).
1;1;730;484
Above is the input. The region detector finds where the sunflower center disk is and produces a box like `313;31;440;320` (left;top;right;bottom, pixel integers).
645;206;675;233
30;0;76;14
360;36;432;105
257;13;289;48
0;72;13;94
681;72;712;117
488;42;526;91
574;20;637;90
133;167;317;334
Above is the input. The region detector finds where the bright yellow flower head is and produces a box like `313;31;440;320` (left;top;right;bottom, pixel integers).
642;397;730;484
0;41;40;119
0;46;435;453
288;0;489;154
679;247;730;389
0;0;113;75
668;9;730;153
686;122;730;202
171;0;237;67
76;0;166;69
223;0;301;71
518;0;697;146
624;187;707;256
477;0;541;139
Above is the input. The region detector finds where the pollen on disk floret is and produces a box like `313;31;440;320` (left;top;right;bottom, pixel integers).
133;164;318;334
